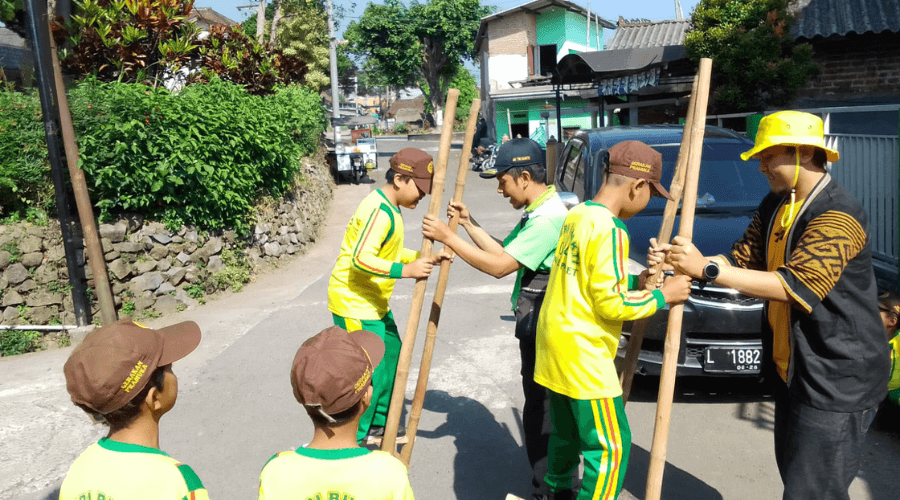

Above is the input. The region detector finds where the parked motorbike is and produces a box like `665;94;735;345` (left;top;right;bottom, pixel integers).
470;144;498;173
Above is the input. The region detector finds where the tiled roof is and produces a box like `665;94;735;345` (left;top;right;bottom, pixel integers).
792;0;900;40
606;17;690;50
188;7;237;27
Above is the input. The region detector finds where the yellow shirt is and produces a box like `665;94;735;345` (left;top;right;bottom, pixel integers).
59;438;209;500
767;198;804;381
889;331;900;405
536;202;664;400
328;189;419;320
258;447;413;500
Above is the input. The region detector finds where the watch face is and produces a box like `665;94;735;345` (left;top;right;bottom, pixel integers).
704;262;719;281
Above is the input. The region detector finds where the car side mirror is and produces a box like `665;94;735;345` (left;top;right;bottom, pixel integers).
558;191;580;209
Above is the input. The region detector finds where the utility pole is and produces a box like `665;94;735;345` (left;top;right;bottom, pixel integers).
327;0;341;146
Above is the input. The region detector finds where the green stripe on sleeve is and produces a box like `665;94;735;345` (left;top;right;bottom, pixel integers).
177;464;205;492
652;289;665;309
389;262;404;279
628;274;638;290
379;203;396;246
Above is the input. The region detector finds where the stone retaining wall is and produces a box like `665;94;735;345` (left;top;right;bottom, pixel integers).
0;154;333;329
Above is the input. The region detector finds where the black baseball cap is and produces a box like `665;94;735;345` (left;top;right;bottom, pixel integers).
480;138;544;179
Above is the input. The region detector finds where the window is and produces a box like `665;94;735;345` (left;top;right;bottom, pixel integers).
533;44;558;77
559;139;585;199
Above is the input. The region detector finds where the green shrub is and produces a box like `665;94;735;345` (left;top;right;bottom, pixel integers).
0;88;54;218
394;123;408;134
212;249;250;292
68;77;327;232
0;329;41;356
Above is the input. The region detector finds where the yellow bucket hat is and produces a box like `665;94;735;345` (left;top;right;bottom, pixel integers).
740;111;840;162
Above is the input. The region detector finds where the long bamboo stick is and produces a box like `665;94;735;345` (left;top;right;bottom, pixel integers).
399;98;481;466
47;23;118;325
618;74;699;403
381;89;460;453
645;58;713;500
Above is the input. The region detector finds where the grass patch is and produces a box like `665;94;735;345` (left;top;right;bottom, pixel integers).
0;329;42;356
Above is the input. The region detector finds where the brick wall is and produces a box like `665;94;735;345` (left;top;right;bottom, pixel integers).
798;32;900;102
485;12;536;56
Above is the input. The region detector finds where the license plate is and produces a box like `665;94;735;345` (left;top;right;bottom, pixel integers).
703;347;762;374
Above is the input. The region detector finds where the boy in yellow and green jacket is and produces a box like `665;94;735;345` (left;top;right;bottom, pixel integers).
535;141;691;500
879;291;900;405
328;148;446;444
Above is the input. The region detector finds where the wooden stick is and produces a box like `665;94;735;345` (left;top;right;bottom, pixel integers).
645;58;713;500
618;74;699;403
399;98;481;466
381;89;460;453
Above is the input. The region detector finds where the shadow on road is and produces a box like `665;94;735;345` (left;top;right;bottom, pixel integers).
416;389;528;500
626;375;775;405
622;444;723;500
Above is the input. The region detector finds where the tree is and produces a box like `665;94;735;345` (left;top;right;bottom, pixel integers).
274;0;330;91
345;0;491;125
684;0;819;113
422;64;478;123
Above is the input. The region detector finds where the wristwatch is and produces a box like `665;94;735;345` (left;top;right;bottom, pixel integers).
703;260;720;283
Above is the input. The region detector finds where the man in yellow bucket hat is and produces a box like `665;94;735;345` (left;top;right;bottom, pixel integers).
649;110;889;500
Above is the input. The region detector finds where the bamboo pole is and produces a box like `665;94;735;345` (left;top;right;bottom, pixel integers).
399;98;481;466
381;89;460;453
618;74;699;403
47;16;117;325
645;58;713;500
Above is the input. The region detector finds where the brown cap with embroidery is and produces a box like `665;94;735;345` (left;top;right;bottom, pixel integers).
64;318;201;414
389;148;435;194
607;140;672;201
879;291;900;316
291;326;385;421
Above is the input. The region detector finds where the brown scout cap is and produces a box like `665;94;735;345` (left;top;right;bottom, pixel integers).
879;291;900;316
64;318;201;414
390;148;434;195
607;140;673;201
291;326;385;422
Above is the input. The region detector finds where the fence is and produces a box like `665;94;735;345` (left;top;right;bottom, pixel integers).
708;105;899;284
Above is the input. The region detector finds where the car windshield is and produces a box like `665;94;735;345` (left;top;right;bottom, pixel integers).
644;143;769;213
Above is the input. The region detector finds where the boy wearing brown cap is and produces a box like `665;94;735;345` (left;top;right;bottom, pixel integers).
535;140;691;499
59;318;208;500
257;326;413;499
328;147;447;444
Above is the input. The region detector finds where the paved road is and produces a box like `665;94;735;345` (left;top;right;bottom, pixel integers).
2;137;899;500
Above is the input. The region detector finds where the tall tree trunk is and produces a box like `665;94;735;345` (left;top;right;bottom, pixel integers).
421;37;447;127
269;0;283;48
256;0;266;45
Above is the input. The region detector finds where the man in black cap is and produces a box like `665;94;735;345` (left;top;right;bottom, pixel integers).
423;137;570;500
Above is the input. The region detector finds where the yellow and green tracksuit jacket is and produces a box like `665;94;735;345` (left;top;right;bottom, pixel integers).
328;189;419;320
889;331;900;405
535;202;664;400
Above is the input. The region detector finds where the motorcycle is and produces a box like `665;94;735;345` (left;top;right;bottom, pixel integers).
470;144;498;173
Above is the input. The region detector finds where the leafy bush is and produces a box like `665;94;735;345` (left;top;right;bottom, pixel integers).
193;25;309;96
0;88;54;218
394;123;408;134
68;77;327;232
0;329;41;356
54;0;198;85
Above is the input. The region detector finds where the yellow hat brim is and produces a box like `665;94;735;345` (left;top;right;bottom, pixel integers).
741;136;840;163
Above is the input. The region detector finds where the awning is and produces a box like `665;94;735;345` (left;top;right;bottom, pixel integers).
555;45;687;88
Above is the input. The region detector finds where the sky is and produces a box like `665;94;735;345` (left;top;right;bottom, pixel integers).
202;0;703;37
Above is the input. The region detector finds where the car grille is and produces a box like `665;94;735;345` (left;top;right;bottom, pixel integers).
690;281;761;305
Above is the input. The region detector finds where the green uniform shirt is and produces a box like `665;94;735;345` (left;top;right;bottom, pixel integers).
502;186;568;310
